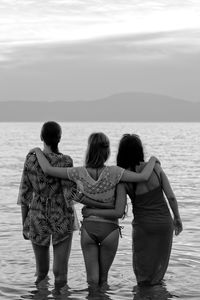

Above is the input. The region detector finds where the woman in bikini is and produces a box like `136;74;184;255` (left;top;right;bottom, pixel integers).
30;132;158;290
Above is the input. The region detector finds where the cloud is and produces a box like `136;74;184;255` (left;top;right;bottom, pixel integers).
1;28;200;67
0;0;200;48
1;1;200;103
0;28;200;103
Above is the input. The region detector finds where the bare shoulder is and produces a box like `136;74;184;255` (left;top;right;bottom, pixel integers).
154;162;163;175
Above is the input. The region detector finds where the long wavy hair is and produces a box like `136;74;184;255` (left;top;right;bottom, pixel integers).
40;121;62;154
85;132;110;168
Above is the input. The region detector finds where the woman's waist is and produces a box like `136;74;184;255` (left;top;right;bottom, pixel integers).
133;207;171;218
83;216;118;225
132;212;172;224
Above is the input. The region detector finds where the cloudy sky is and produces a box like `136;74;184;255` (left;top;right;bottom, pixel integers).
0;0;200;102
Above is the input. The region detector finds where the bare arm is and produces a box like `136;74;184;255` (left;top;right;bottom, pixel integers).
80;197;114;208
71;188;114;208
121;156;157;182
32;148;70;179
82;183;127;219
156;164;183;235
61;159;77;207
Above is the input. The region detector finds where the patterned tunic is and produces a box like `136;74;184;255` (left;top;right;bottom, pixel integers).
17;152;77;246
67;166;124;223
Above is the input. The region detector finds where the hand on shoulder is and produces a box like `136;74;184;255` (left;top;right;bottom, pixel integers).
150;156;161;165
29;147;42;154
154;160;163;174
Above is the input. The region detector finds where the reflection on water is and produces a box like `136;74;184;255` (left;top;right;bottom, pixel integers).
20;279;114;300
20;278;50;300
132;282;176;300
20;281;177;300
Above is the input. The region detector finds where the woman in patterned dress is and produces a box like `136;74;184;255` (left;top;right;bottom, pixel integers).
17;121;77;289
30;132;158;290
83;134;183;286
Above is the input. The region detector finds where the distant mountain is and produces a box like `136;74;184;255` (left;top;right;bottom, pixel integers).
0;92;199;121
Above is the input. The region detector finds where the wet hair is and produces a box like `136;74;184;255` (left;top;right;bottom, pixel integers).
41;121;62;154
85;132;110;168
116;134;144;171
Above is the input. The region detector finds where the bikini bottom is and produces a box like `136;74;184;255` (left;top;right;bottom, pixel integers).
82;220;121;244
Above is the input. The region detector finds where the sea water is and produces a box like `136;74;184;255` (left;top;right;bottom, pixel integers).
0;122;199;300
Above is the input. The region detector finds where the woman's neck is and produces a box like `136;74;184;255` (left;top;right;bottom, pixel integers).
43;144;54;154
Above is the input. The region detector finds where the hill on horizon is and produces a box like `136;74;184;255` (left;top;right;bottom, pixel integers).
0;92;199;122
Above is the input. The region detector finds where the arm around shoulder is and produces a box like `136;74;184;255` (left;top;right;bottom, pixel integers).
120;156;157;182
33;148;70;179
63;154;73;167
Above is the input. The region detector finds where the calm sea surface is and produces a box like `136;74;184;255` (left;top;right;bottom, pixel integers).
0;122;199;300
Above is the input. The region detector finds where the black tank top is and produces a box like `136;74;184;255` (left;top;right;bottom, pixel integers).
131;170;172;224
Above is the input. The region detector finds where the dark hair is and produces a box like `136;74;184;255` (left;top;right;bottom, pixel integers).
85;132;110;168
41;121;62;154
117;134;144;171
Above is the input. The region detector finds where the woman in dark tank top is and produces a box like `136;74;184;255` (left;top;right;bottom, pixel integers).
131;167;171;224
116;134;183;286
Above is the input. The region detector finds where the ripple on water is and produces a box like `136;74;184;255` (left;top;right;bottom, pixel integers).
0;123;200;299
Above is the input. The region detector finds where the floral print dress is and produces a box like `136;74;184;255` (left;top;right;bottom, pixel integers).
17;152;77;246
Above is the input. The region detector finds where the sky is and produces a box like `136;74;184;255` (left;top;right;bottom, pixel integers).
0;0;200;102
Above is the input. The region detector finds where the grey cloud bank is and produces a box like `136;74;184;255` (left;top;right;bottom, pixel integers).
1;29;200;104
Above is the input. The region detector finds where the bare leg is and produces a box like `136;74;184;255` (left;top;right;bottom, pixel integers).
53;233;73;289
99;229;119;287
32;243;50;284
81;227;99;287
